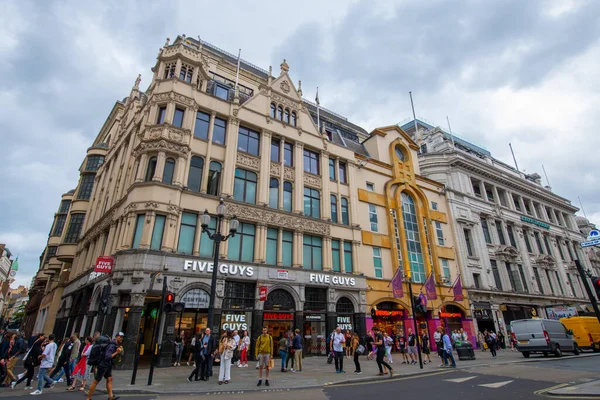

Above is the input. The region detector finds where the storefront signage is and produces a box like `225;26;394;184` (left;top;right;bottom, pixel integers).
336;316;353;331
264;312;293;320
305;314;323;321
222;314;248;331
520;216;550;229
473;309;492;320
184;260;254;277
373;309;403;317
440;312;461;318
87;271;105;283
277;270;289;280
309;273;356;286
94;256;114;273
259;286;267;302
181;288;209;308
546;306;578;320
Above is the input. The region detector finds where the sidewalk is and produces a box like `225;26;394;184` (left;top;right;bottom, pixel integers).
109;349;528;394
547;379;600;397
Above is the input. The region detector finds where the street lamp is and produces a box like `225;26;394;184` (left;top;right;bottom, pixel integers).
200;198;239;333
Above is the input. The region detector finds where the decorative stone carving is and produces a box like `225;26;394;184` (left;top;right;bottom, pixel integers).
133;139;189;158
236;153;260;171
169;278;184;292
216;279;225;297
145;202;159;209
226;203;330;236
271;93;298;111
303;173;322;189
270;162;281;176
131;271;145;284
167;204;180;214
149;91;196;108
280;80;291;94
130;293;146;307
284;166;295;180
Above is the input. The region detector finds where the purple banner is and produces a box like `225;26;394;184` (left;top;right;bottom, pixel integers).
453;275;464;301
425;274;437;300
392;268;404;298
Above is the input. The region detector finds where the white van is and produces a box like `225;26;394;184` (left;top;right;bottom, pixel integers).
510;318;580;358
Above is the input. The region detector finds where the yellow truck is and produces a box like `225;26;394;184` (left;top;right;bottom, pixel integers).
560;316;600;352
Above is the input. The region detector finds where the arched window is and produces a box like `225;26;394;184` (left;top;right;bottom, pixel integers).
291;112;297;127
336;297;354;314
283;181;293;212
330;195;338;223
270;103;276;118
187;156;204;192
162;157;176;184
277;106;283;121
269;178;279;209
284;109;290;124
401;192;426;283
207;161;222;196
341;197;349;225
145;156;157;182
233;168;258;204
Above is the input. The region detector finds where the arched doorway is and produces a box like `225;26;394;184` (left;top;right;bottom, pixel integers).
336;297;355;332
263;289;295;356
371;301;406;336
440;304;465;334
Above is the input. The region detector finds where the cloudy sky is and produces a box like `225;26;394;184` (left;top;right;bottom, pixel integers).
1;0;599;287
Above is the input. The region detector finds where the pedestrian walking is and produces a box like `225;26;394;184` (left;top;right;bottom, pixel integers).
351;332;362;374
345;330;352;359
497;331;505;350
30;333;57;395
218;330;236;385
291;329;302;372
365;331;375;360
439;327;456;368
67;336;92;391
331;327;346;373
383;332;393;364
278;334;288;372
255;327;273;387
486;331;497;358
50;336;73;387
187;334;196;366
372;327;393;377
84;332;124;400
188;333;205;382
407;328;418;365
11;333;44;390
285;330;295;370
238;330;250;368
5;332;26;385
173;331;184;366
477;331;486;351
433;328;443;365
232;330;241;366
421;329;431;364
200;328;218;381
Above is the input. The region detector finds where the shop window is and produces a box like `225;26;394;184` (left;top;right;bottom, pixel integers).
207;161;222;196
264;289;295;311
223;281;256;310
150;215;166;250
369;204;378;232
282;231;293;267
283;181;292;212
372;247;382;278
227;222;255;262
401;192;426;283
64;213;85;244
481;218;492;244
238;126;260;156
269;178;279;209
332;239;341;272
495;220;506;245
266;228;278;265
212;117;227;145
304;187;320;218
284;142;293;166
303;235;322;270
145;156;157;182
343;242;353;273
194;111;210;140
341;198;349;225
330;195;338;223
233;169;257;204
187;156;204;192
198;217;217;258
271;139;280;163
177;212;197;254
162;157;176;185
132;214;145;249
305;287;327;312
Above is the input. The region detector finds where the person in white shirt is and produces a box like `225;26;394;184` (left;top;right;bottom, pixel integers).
31;334;57;395
232;330;241;366
331;327;346;373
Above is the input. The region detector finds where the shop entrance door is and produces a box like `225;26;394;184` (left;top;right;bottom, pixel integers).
303;321;326;355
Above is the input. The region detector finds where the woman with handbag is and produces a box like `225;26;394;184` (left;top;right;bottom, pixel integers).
67;336;93;391
351;333;362;374
217;330;236;385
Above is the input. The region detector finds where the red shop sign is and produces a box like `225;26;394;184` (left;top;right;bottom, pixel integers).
94;256;114;274
264;312;294;320
440;312;461;318
374;309;404;317
259;286;268;302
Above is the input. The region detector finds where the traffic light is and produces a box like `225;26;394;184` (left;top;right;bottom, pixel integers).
592;277;600;295
100;284;112;314
413;296;427;315
163;291;175;312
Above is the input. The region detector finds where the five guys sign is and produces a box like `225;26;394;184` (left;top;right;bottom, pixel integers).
95;256;114;274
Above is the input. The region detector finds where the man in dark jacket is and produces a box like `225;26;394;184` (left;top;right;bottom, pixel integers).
5;332;27;384
85;332;124;400
12;333;44;389
49;337;73;386
199;328;218;381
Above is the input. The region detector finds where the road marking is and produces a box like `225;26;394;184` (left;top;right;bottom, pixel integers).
445;376;477;383
533;383;569;396
478;380;514;389
329;370;454;388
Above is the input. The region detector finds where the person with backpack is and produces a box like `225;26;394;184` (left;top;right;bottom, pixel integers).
187;334;205;382
255;327;273;387
278;333;289;372
11;333;44;390
85;332;124;400
351;332;362;374
372;327;393;377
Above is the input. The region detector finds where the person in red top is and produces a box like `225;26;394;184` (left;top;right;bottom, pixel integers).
68;336;93;391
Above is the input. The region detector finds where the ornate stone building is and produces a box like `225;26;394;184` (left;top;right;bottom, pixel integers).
404;119;593;332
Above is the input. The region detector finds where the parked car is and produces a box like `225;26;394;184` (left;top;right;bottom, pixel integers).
560;316;600;352
510;318;579;358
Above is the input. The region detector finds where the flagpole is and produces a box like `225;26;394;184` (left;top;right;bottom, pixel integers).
315;87;320;134
234;49;241;90
409;91;420;142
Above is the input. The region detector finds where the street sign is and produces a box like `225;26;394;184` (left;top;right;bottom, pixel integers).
587;230;600;241
581;239;600;248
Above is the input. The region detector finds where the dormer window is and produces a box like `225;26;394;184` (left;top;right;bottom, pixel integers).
395;145;405;162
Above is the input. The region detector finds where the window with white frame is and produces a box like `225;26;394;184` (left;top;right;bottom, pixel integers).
434;221;444;246
368;204;378;232
441;258;451;283
373;247;383;278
